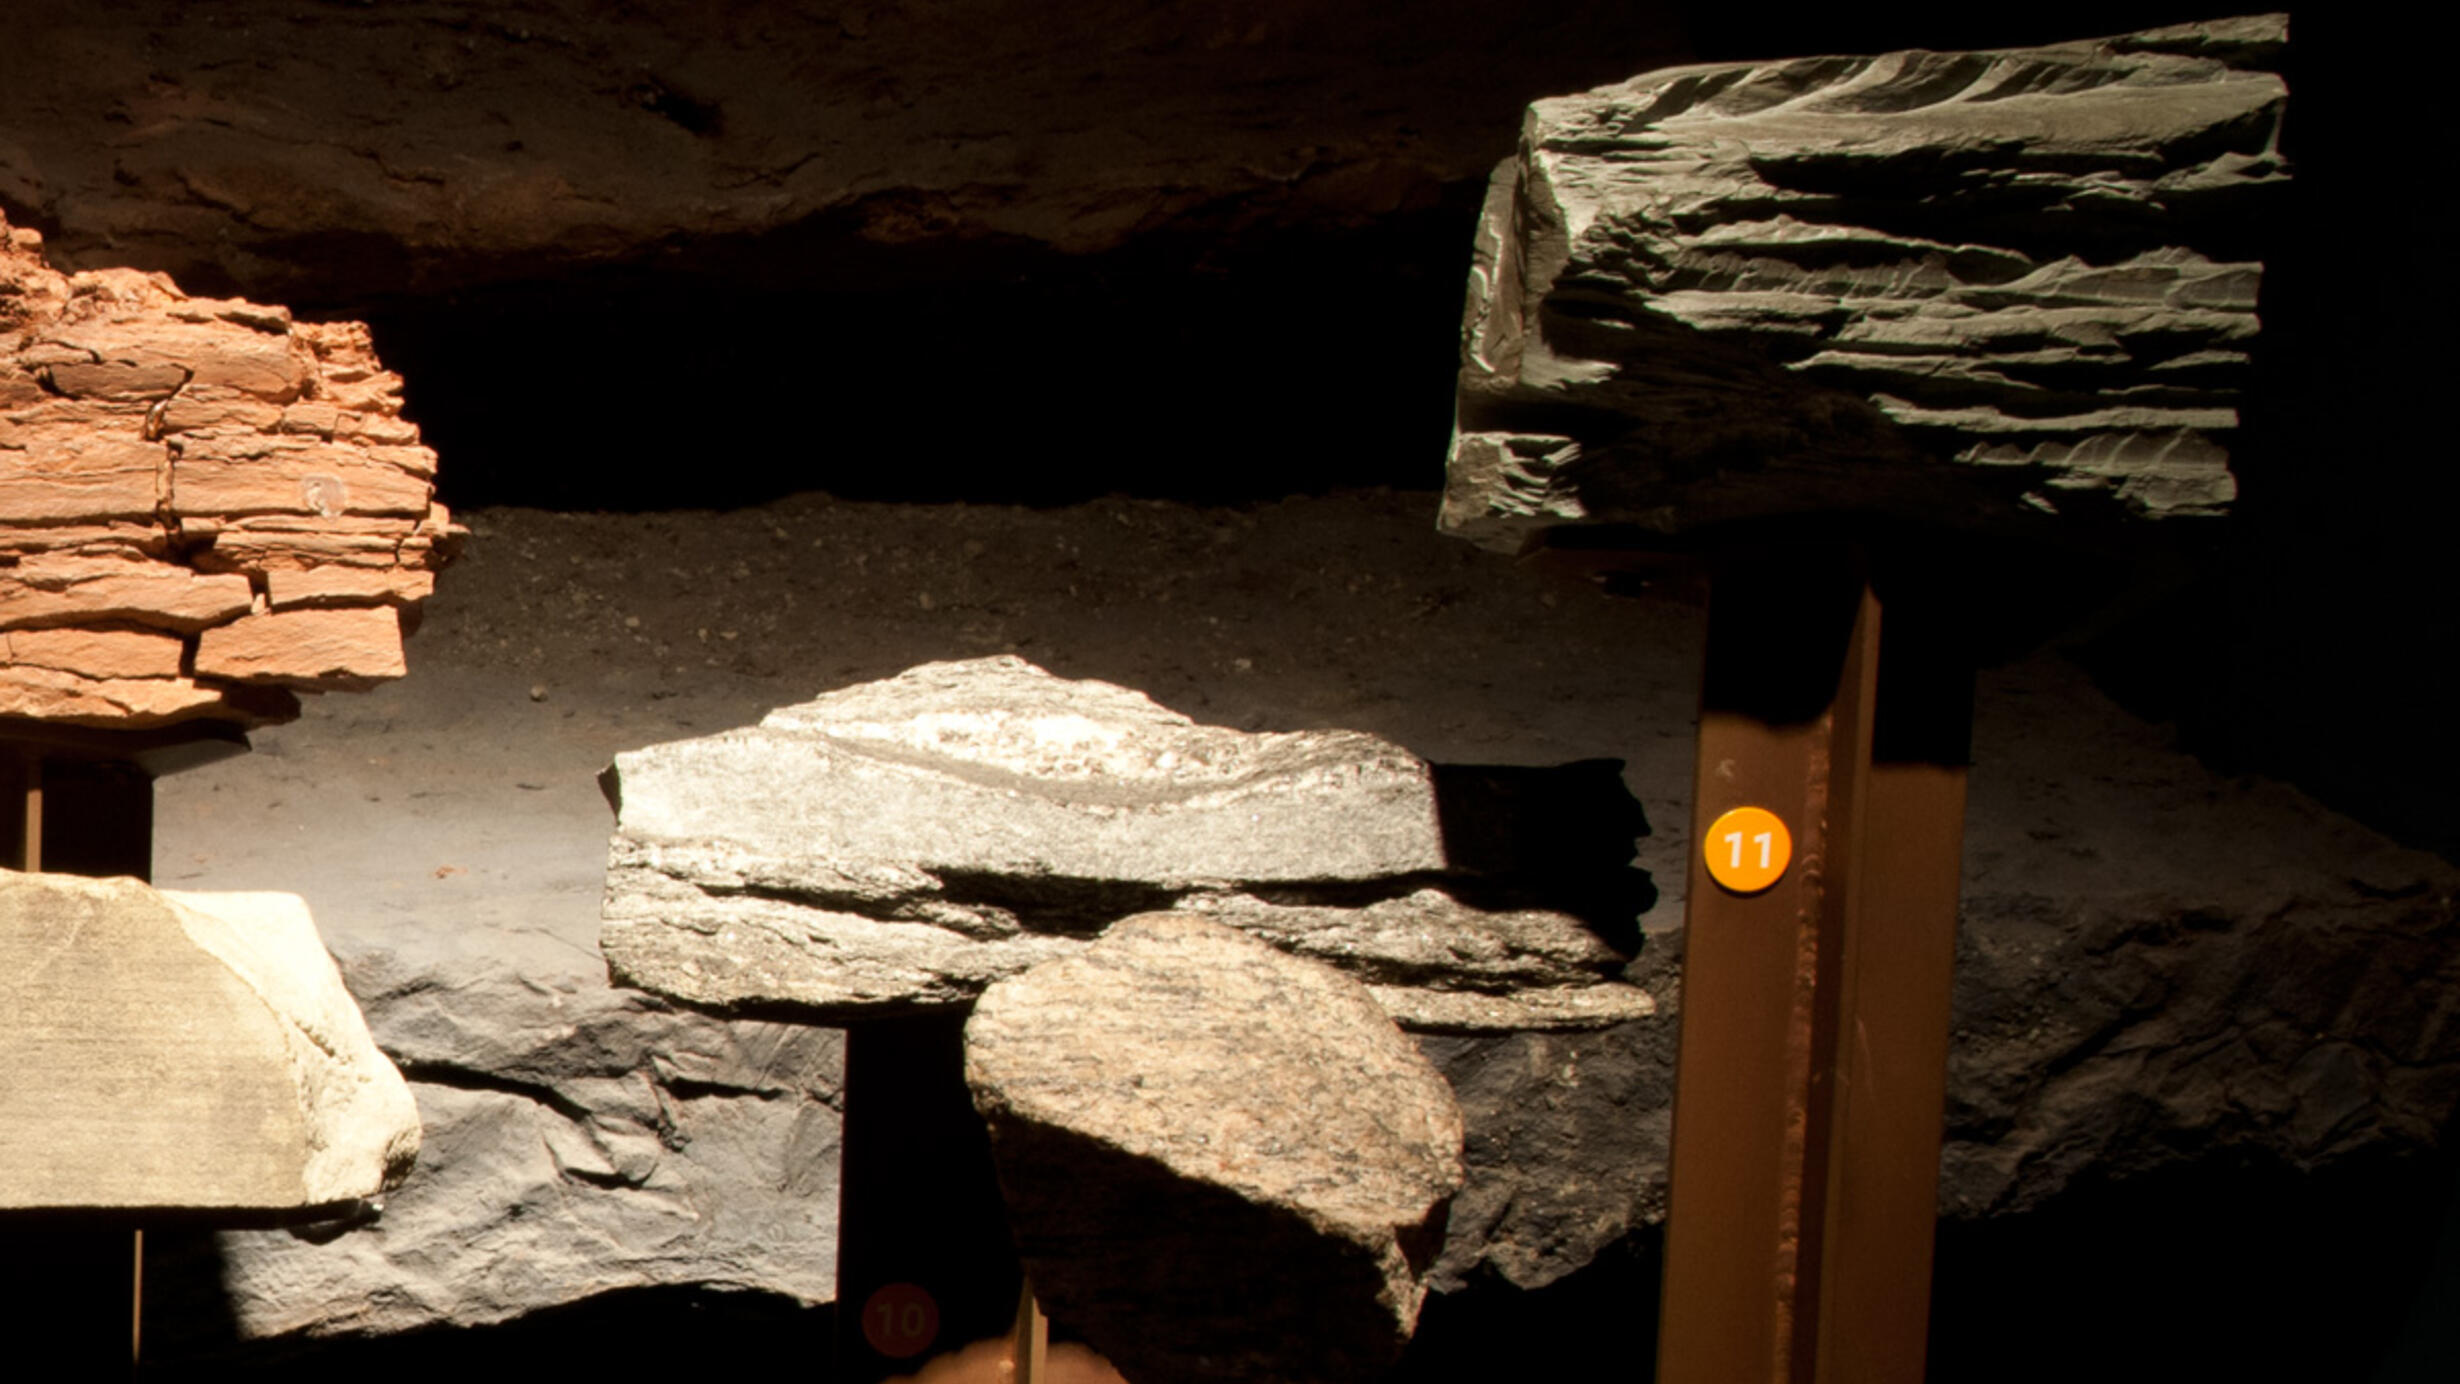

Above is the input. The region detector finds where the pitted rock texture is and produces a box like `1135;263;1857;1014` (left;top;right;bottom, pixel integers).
1;214;454;726
0;1;1688;306
0;873;418;1211
600;655;1653;1030
966;915;1466;1384
1443;15;2289;551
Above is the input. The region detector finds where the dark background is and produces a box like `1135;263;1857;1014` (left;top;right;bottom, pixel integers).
13;1;2454;1378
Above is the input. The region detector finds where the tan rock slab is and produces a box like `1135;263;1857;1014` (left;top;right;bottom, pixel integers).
265;566;437;609
170;442;435;518
194;606;407;687
2;625;186;678
0;563;255;632
0;665;230;725
0;434;162;522
0;872;420;1211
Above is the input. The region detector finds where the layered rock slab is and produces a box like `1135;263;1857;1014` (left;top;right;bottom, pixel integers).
1443;15;2290;551
0;872;417;1211
1;212;456;727
162;949;844;1343
600;655;1652;1031
966;915;1465;1384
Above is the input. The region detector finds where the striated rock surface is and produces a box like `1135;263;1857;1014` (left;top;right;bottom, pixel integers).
967;915;1465;1384
600;655;1652;1031
1;213;455;726
0;872;417;1211
164;949;845;1342
1443;15;2290;551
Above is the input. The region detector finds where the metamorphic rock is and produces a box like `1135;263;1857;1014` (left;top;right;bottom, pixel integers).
969;916;1467;1384
1444;14;2290;550
601;655;1655;1033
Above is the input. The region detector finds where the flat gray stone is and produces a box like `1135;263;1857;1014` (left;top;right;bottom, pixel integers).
1443;14;2290;550
601;656;1651;1029
967;915;1465;1384
0;873;418;1211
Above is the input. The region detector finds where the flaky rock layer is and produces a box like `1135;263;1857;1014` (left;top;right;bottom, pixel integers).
2;213;454;727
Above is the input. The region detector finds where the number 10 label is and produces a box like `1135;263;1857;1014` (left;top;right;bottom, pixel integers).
1703;805;1792;894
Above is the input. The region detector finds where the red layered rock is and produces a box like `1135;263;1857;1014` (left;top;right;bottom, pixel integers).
1;213;455;728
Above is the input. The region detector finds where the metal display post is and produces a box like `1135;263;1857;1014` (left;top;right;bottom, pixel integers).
833;1014;1027;1382
1655;550;1973;1384
0;721;248;1379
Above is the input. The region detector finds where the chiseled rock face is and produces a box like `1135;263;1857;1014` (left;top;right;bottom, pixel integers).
601;655;1652;1030
170;948;844;1343
967;915;1466;1384
0;872;417;1210
1444;15;2289;551
1;212;456;726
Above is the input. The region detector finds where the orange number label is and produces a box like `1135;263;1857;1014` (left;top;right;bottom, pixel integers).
861;1282;941;1359
1703;806;1791;894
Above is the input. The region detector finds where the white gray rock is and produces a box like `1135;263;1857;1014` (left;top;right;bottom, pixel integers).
0;873;417;1211
600;656;1652;1029
967;915;1466;1384
1444;15;2290;550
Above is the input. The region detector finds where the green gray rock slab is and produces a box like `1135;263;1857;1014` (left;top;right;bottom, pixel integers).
1444;14;2290;550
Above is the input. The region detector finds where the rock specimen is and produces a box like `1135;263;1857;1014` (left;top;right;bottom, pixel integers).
0;872;418;1210
160;948;844;1343
1;212;454;727
966;915;1466;1384
600;655;1652;1031
1443;15;2290;551
100;496;2460;1361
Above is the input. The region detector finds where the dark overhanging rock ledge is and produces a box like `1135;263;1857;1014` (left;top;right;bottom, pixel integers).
0;0;1694;308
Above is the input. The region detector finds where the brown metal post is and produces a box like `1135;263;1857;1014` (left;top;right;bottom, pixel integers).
1657;550;1877;1383
834;1014;1025;1382
1012;1276;1049;1384
2;747;143;1379
2;723;245;1381
1812;576;1972;1384
1656;549;1971;1384
4;749;40;867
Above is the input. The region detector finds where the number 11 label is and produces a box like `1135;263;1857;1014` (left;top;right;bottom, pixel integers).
1703;805;1792;894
